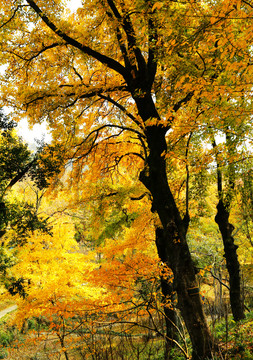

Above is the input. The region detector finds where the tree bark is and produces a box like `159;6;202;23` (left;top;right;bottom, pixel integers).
139;123;215;359
156;227;179;357
215;200;245;321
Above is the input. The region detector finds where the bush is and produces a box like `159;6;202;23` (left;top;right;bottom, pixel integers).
0;349;8;359
0;329;14;347
214;311;253;359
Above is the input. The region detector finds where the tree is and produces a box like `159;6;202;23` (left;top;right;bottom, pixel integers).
6;179;165;359
0;109;40;245
1;0;253;358
212;130;246;321
0;108;64;299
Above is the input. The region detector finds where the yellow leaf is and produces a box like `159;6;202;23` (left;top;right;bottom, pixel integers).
152;2;163;11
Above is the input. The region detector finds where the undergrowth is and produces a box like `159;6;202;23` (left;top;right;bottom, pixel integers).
0;311;252;359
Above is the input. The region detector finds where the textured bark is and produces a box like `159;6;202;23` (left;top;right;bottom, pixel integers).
156;227;179;356
139;122;215;359
215;200;245;321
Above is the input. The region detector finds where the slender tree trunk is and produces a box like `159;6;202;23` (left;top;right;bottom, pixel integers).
213;132;245;322
215;200;245;321
139;122;215;359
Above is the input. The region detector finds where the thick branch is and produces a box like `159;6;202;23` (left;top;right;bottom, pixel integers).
105;9;131;69
106;0;146;73
147;15;158;88
212;138;223;200
173;92;194;112
26;0;128;79
224;131;235;206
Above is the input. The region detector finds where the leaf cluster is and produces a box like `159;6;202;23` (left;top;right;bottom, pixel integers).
29;142;65;189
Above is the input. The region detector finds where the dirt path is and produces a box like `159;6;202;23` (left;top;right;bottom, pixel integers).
0;305;17;319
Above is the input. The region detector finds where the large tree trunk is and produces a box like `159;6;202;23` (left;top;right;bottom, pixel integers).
156;227;179;357
215;200;245;321
139;121;215;359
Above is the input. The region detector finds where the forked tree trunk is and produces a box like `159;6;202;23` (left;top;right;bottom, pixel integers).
139;123;216;360
215;200;245;321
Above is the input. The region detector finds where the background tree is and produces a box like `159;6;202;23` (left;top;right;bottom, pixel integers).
212;130;245;321
0;108;65;299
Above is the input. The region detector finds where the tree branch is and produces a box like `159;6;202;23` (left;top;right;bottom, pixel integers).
97;94;138;123
26;0;128;80
0;5;29;29
241;0;253;9
147;12;158;88
23;42;60;62
130;193;148;201
4;158;37;195
212;138;223;199
173;92;194;112
75;124;145;149
70;124;145;163
184;132;192;231
106;0;146;73
209;270;230;290
105;9;131;69
24;84;127;107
